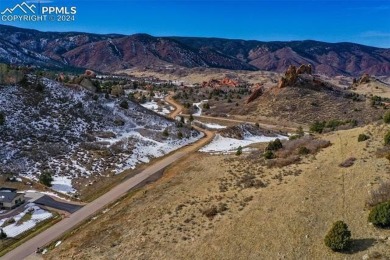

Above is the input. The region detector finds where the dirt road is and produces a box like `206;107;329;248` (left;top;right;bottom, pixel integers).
165;93;299;132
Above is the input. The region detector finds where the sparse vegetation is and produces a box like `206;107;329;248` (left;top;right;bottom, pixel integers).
202;203;228;220
368;201;390;228
384;111;390;124
39;171;53;187
358;134;370;142
324;221;351;252
385;131;390;146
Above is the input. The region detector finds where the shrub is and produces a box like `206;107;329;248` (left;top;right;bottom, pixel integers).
236;146;243;156
298;146;310;155
385;131;390;146
0;112;4;125
324;221;351;251
266;138;283;151
326;120;344;130
119;100;129;109
202;203;228;220
368;201;390;228
264;150;275;159
177;132;183;139
39;171;53;187
310;121;326;133
384;111;390;124
358;134;370;142
0;229;6;239
35;82;44;92
162;128;169;137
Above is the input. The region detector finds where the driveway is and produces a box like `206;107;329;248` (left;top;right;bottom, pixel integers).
34;196;83;214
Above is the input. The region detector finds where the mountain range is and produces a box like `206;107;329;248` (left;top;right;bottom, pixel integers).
0;25;389;76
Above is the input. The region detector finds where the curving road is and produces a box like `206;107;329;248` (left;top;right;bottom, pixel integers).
165;94;301;132
3;96;214;260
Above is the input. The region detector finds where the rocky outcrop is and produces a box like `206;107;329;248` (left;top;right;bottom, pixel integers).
358;73;370;85
247;84;263;104
297;64;312;75
278;64;312;88
202;78;239;88
84;70;96;78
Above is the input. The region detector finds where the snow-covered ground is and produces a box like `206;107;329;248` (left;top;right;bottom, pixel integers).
0;79;203;194
202;123;227;129
98;130;204;173
200;134;288;153
193;100;208;116
0;203;52;238
141;100;173;116
51;176;76;195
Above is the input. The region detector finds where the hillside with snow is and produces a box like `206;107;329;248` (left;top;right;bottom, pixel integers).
0;78;202;194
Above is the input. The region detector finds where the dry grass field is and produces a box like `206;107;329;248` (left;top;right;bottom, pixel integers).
120;67;279;85
44;123;390;260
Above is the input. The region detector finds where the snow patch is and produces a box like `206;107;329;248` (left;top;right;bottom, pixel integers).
51;176;76;195
0;203;52;238
200;134;288;153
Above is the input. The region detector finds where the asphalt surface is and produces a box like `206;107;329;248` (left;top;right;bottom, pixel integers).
34;196;83;214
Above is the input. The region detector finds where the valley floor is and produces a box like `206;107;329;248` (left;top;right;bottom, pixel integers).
44;124;390;259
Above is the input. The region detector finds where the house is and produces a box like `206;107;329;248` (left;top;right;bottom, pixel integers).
0;188;25;210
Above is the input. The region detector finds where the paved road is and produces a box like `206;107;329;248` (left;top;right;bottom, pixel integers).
34;196;83;214
3;108;214;260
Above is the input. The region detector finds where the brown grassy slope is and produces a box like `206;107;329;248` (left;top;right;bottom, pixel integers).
233;78;384;125
45;124;390;260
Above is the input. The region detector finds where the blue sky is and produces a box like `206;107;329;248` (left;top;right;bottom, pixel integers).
0;0;389;47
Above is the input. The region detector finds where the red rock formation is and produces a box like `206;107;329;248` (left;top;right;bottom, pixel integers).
278;64;312;88
297;64;312;75
202;78;239;88
84;69;96;78
247;84;264;103
358;73;370;85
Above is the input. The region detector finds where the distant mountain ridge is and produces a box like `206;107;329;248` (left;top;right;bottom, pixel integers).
0;25;389;76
